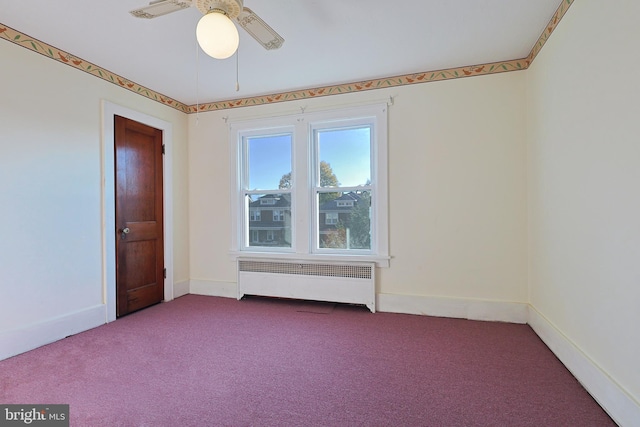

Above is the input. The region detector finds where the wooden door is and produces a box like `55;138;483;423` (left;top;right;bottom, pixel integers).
115;115;164;317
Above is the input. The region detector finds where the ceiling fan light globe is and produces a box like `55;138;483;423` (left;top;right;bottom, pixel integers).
196;11;239;59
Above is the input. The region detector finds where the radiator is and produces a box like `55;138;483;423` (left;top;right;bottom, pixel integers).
237;258;376;312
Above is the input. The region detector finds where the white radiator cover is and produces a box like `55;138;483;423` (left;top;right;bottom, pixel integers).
237;258;376;312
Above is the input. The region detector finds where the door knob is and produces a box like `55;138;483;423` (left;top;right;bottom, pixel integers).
120;227;130;239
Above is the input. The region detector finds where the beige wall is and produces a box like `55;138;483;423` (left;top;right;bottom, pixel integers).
188;72;528;306
0;40;189;335
527;0;640;409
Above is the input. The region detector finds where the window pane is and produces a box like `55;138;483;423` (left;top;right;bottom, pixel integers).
246;193;292;248
247;134;292;190
318;191;371;250
317;127;371;187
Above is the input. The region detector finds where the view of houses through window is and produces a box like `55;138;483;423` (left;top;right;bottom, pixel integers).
248;170;372;250
318;190;371;250
247;193;291;247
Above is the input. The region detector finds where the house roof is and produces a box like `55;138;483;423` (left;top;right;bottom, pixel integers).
0;1;569;111
319;192;363;212
249;194;291;208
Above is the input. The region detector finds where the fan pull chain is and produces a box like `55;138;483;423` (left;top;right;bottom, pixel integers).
195;39;200;125
236;46;240;92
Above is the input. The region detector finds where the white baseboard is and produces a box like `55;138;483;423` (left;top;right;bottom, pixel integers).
173;279;190;299
185;286;528;323
377;293;528;323
189;279;237;299
528;306;640;427
0;304;106;361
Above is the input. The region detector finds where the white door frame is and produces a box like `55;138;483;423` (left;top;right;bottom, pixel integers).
101;101;174;322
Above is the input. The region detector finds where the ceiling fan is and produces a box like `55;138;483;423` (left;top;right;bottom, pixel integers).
130;0;284;59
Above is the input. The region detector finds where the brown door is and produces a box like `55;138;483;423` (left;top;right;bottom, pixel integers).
114;115;164;317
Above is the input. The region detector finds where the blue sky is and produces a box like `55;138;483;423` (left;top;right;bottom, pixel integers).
247;127;371;190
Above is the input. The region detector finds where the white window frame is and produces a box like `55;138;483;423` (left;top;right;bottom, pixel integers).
311;119;376;256
237;125;295;253
229;103;389;267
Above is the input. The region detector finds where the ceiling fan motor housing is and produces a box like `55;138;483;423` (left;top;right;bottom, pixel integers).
196;0;243;18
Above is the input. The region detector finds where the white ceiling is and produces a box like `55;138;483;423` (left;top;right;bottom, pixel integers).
0;0;562;106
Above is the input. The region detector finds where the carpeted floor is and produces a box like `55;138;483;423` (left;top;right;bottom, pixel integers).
0;295;616;426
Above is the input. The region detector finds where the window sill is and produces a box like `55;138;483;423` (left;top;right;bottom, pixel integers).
228;251;390;268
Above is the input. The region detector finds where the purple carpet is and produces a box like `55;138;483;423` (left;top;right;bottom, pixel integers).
0;295;615;426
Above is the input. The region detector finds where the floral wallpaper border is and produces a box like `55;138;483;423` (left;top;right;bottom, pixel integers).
191;58;530;113
0;25;191;113
0;0;573;114
527;0;574;65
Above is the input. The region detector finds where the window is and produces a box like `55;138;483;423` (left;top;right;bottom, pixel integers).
230;103;389;266
241;133;293;250
325;212;338;225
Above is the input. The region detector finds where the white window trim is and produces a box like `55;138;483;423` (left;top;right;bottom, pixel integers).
228;103;389;267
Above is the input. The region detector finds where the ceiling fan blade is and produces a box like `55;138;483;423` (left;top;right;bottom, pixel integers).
130;0;192;19
236;8;284;50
